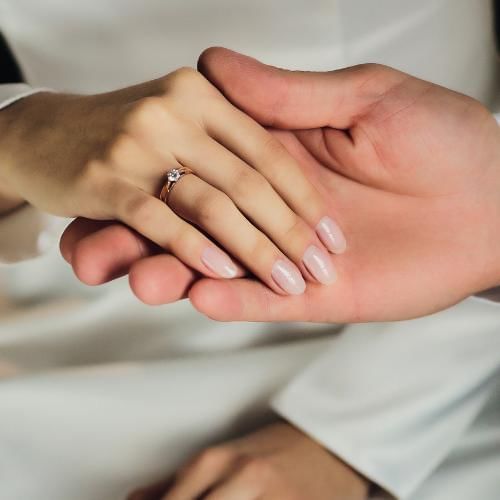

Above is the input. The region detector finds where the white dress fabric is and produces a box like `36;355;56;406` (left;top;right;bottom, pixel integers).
0;1;499;499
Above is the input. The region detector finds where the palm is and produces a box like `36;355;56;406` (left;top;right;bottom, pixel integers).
268;81;500;321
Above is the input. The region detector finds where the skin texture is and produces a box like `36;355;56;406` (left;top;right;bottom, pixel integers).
63;48;500;322
0;68;342;295
127;423;369;500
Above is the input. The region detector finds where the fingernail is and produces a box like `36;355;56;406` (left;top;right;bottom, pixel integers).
201;247;238;278
303;245;337;285
272;259;306;295
316;216;347;254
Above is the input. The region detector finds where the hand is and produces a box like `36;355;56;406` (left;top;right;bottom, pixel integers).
128;422;369;500
63;48;500;322
0;69;343;295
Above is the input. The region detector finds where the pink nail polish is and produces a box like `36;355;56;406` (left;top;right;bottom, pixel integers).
316;216;347;254
272;259;306;295
303;245;337;285
201;247;238;278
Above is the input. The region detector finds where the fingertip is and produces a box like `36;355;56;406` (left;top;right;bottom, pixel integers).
129;254;196;305
71;239;108;286
59;234;73;264
71;224;151;286
60;218;110;265
197;46;282;126
197;46;241;74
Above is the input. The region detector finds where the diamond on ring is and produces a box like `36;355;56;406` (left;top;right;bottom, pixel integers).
159;167;193;204
167;168;181;183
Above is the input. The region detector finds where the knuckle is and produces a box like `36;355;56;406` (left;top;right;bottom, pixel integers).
107;133;137;165
76;160;109;197
79;159;103;183
260;135;289;163
231;168;271;200
127;96;165;133
197;191;234;225
192;447;234;471
356;62;389;75
350;63;405;96
169;66;205;88
169;226;197;254
247;231;273;262
351;63;397;85
119;191;155;225
281;214;307;242
240;456;274;482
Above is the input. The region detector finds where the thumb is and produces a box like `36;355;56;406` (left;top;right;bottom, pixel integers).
198;47;402;130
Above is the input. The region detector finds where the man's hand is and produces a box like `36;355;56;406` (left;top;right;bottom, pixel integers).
62;48;500;322
128;422;369;500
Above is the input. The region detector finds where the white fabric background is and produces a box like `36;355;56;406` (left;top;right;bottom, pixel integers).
0;1;499;499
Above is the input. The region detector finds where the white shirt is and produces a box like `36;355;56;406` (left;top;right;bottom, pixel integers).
0;1;499;499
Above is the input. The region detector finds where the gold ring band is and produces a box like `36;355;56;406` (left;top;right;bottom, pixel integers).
159;167;193;204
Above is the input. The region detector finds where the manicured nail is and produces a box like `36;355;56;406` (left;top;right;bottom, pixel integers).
272;259;306;295
316;216;347;254
201;247;238;278
303;245;337;285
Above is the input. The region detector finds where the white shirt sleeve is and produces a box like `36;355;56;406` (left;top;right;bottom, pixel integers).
0;84;60;264
272;298;500;499
0;83;51;111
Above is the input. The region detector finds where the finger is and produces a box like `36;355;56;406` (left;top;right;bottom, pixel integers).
129;254;197;305
201;100;347;254
189;275;355;323
198;47;405;129
203;472;261;500
112;180;241;280
128;477;174;500
189;277;308;322
167;173;306;295
105;132;173;195
60;218;114;264
70;222;156;285
174;135;337;284
163;449;236;500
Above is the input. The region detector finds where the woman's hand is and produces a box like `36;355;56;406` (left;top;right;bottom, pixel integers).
128;422;369;500
0;69;344;294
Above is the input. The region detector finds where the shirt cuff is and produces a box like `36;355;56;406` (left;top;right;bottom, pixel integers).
0;84;61;263
0;84;52;111
0;204;64;264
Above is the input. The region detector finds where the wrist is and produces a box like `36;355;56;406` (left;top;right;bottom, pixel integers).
0;91;62;213
0;189;25;215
